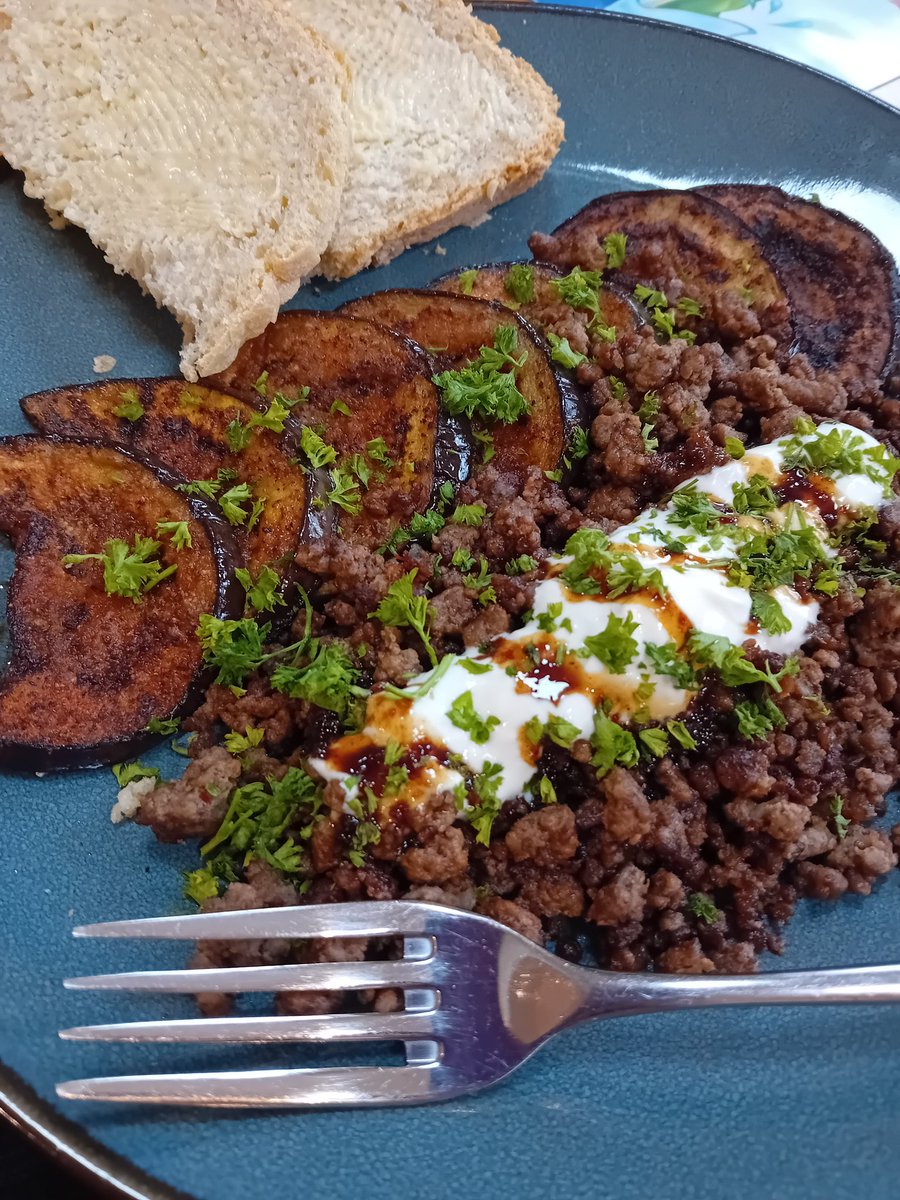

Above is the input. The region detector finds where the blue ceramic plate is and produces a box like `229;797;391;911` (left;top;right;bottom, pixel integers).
2;7;899;1200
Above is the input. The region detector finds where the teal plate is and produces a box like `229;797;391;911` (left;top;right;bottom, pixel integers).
1;7;899;1199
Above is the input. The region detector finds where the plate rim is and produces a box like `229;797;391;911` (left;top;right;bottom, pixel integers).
2;4;899;1199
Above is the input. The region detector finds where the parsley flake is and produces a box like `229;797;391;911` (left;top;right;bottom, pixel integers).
63;535;176;602
448;691;500;744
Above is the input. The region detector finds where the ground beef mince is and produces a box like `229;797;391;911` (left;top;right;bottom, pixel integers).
137;228;900;992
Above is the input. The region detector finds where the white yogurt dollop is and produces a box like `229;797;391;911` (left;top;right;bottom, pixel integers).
313;421;895;809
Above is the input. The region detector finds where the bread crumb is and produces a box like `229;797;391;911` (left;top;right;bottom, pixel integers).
93;354;117;373
111;775;156;824
434;244;447;256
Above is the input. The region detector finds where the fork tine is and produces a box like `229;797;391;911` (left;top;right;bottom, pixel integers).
72;901;434;942
59;1010;436;1044
64;959;433;994
56;1064;441;1107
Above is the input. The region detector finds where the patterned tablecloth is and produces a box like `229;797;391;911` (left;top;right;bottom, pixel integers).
537;0;900;102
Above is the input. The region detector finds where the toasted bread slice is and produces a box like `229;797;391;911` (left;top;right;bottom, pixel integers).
0;0;351;378
287;0;564;278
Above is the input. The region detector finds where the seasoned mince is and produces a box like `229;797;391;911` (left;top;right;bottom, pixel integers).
133;192;900;1004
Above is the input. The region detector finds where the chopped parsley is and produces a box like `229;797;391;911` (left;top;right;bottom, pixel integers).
590;706;639;777
432;326;530;425
688;892;721;924
638;726;669;758
223;726;265;756
676;296;703;317
537;776;558;805
732;474;777;516
199;766;323;881
473;427;496;464
299;426;338;469
582;612;639;673
370;569;438;665
666;720;697;751
505;554;538;576
782;420;900;497
462;555;496;605
547;332;587;369
156;520;192;551
144;716;180;736
550;266;604;313
504;264;535;304
366;437;394;470
448;691;500;744
645;642;699;689
451;502;487;527
830;794;850;841
451;546;476;572
603;232;628;269
567;427;590;463
634;284;668;309
227;418;253;452
457;269;478;295
112;761;160;787
641;423;659;454
409;509;445;539
687;630;797;691
750;590;791;636
235;565;284;614
271;643;367;719
197;614;269;687
327;464;362;514
637;390;660;424
63;535;176;602
330;398;351;417
469;762;504;845
545;715;581;749
734;696;786;741
113;387;144;421
725;436;745;460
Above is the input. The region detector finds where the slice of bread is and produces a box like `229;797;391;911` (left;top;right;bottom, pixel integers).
0;0;351;378
286;0;564;279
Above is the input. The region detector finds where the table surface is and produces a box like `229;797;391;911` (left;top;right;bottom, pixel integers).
3;1;900;1196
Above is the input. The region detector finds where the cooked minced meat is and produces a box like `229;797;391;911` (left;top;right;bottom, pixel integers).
138;252;900;1001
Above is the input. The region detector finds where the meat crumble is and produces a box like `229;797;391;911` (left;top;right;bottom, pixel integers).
135;251;900;1008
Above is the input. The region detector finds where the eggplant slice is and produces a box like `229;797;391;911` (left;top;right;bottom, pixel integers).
340;289;582;479
0;437;241;770
698;184;900;385
206;312;439;547
429;260;645;342
22;379;307;586
529;189;793;354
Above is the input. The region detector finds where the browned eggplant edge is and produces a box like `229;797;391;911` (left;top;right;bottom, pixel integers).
0;434;245;773
339;289;585;485
20;377;311;623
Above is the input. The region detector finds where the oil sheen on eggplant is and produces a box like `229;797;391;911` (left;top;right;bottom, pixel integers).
0;437;242;770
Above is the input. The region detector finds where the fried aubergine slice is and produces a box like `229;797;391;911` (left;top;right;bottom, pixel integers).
698;184;900;385
206;312;439;548
429;260;645;340
529;189;793;354
339;289;582;479
0;438;241;770
21;379;307;593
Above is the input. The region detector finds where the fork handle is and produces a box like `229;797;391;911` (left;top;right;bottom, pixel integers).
574;963;900;1021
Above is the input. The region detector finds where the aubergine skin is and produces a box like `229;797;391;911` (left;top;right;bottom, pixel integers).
0;437;242;771
339;289;578;480
699;184;900;386
529;189;794;354
206;311;440;548
21;378;307;585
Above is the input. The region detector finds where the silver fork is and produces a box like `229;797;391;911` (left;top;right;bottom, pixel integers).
57;900;900;1108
